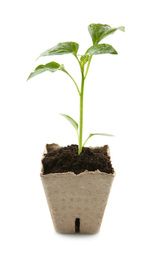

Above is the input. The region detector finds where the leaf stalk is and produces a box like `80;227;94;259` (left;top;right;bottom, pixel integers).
65;71;80;95
84;55;92;79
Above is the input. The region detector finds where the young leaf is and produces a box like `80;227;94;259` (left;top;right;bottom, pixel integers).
27;62;66;80
83;133;114;147
38;42;79;59
80;55;89;65
79;55;90;71
86;44;117;56
88;23;125;45
60;114;78;133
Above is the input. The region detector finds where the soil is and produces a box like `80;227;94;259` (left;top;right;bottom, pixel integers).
42;144;114;175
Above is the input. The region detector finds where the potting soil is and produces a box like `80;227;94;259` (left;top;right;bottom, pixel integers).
42;145;114;175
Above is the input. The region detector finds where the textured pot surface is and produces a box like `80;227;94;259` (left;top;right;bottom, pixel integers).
40;144;115;234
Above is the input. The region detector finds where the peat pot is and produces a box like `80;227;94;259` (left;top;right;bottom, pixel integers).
40;143;115;234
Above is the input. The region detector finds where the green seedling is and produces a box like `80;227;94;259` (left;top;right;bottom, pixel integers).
27;23;125;154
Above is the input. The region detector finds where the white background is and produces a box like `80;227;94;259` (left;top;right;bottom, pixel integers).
0;0;153;259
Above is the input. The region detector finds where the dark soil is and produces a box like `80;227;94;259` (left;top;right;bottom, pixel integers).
42;144;114;175
42;145;114;174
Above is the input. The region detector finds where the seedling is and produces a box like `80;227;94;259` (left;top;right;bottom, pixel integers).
27;23;125;154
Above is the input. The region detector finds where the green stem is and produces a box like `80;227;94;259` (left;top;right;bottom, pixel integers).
78;69;85;154
84;55;92;79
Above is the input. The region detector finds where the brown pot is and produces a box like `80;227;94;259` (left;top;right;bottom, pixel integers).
40;144;115;234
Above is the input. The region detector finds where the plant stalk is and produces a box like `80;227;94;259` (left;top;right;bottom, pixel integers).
78;69;85;154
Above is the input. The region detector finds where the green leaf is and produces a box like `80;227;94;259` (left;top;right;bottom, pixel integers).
38;42;79;59
88;23;125;45
27;62;66;80
80;55;89;65
83;133;114;147
86;44;118;55
60;114;78;133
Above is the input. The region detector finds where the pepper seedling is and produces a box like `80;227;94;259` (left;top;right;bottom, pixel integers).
27;23;125;154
